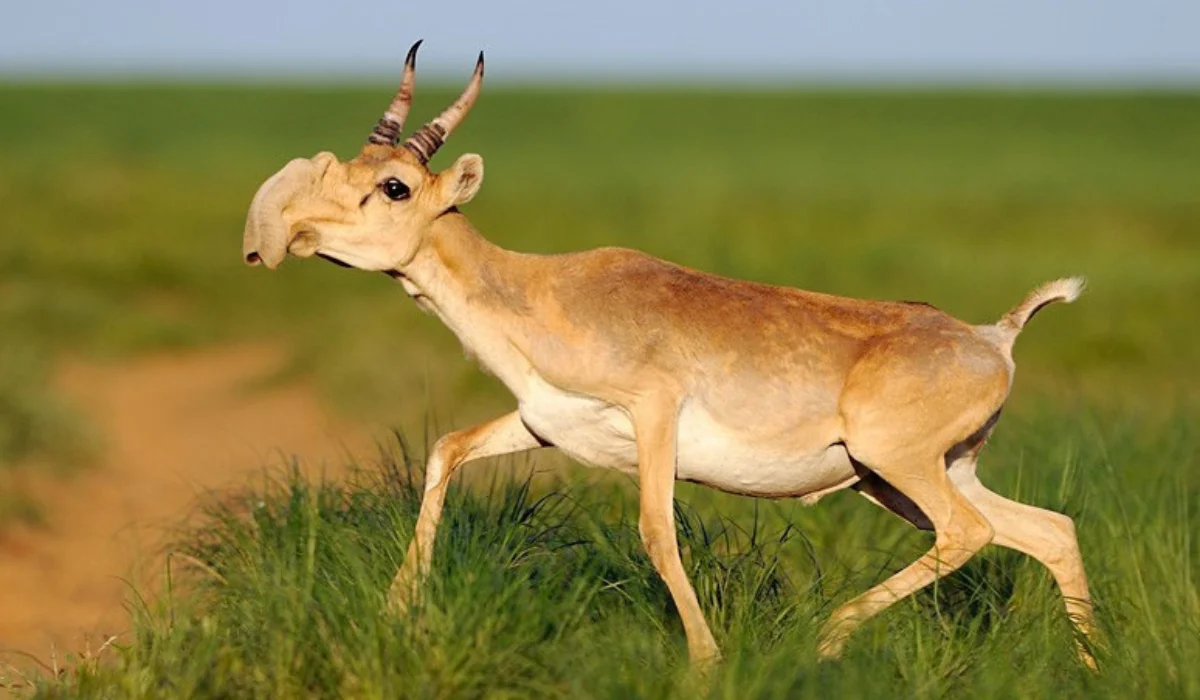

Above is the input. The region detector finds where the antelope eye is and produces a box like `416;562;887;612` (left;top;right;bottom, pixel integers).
381;177;410;201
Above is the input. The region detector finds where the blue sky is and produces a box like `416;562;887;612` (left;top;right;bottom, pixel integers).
3;0;1198;83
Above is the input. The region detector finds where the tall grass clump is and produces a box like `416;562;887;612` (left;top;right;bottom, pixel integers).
37;405;1200;698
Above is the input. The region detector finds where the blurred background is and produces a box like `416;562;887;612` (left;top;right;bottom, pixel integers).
0;0;1197;670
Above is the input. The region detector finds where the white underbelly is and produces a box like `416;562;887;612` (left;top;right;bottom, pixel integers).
518;383;639;473
675;406;854;498
517;378;856;499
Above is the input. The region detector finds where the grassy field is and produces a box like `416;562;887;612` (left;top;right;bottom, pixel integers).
1;84;1197;696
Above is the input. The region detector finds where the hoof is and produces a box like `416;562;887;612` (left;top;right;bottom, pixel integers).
1077;643;1099;672
387;577;419;615
816;629;847;661
689;637;722;673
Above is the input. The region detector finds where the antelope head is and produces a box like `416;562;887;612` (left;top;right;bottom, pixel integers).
242;41;486;274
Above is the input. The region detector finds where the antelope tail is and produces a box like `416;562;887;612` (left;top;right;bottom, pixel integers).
984;276;1086;352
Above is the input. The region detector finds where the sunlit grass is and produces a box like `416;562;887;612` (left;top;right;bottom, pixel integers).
35;407;1199;698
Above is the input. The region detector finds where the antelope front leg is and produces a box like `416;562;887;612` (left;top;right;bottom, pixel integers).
389;411;543;611
633;394;721;666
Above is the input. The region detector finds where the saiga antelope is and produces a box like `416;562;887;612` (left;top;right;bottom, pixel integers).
242;43;1096;667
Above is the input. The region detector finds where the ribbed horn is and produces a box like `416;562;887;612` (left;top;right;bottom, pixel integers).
367;40;423;146
403;51;484;164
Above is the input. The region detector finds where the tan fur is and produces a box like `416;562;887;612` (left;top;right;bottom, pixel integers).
242;54;1096;669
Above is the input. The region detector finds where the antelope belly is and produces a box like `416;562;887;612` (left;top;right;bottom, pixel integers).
517;378;855;499
674;407;855;498
518;380;639;472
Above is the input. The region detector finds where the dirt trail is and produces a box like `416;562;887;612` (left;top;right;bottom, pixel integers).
0;343;372;667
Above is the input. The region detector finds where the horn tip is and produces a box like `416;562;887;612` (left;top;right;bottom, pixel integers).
476;51;485;74
406;39;423;66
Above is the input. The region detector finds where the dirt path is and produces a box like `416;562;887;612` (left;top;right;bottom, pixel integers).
0;343;373;668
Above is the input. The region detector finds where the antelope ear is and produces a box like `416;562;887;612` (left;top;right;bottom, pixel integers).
437;153;484;208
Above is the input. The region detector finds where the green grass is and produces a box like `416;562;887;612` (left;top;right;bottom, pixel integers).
0;84;1197;696
34;408;1199;698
